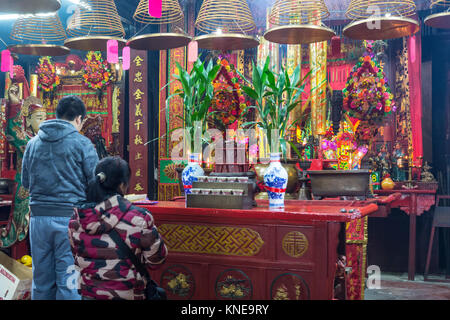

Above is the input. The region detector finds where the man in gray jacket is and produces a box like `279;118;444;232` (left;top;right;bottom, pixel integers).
21;96;99;300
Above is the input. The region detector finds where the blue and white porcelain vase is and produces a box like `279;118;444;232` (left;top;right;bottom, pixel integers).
182;153;204;195
263;153;288;208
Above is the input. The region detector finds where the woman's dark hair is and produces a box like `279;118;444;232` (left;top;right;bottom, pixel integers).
56;96;87;121
86;156;131;203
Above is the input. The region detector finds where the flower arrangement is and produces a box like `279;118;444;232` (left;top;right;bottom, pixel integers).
342;45;396;124
208;58;248;130
83;51;111;90
36;56;60;92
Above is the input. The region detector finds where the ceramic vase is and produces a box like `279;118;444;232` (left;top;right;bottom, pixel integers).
263;153;288;208
182;153;204;195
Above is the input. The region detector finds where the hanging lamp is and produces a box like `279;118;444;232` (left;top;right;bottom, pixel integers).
194;0;259;51
264;0;336;45
343;0;419;40
64;0;126;51
128;0;191;51
425;1;450;29
9;13;70;56
0;0;61;15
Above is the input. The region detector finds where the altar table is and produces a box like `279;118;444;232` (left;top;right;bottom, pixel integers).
374;185;438;281
138;200;380;300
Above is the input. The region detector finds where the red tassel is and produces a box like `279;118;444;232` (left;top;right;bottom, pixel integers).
410;35;416;63
122;46;130;71
1;50;11;73
107;39;119;64
149;0;162;18
188;41;198;63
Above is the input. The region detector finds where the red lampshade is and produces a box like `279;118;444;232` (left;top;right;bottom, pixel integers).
1;50;11;73
122;46;130;71
107;39;119;64
148;0;162;18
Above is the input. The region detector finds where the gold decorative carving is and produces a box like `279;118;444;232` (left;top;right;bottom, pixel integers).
282;231;309;258
159;224;264;256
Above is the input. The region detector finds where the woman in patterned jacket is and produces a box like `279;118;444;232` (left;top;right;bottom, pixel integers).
68;156;168;300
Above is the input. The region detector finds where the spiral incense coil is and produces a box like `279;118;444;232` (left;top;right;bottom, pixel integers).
9;13;69;56
264;0;335;44
11;13;66;43
133;0;184;25
431;0;450;7
66;0;125;38
268;0;330;26
345;0;416;20
425;0;450;29
343;0;419;40
195;0;256;34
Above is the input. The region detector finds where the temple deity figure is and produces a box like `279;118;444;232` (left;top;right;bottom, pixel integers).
377;144;390;166
392;142;406;182
0;82;46;248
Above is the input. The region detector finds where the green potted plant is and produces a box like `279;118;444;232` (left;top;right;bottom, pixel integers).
165;58;220;195
240;57;311;207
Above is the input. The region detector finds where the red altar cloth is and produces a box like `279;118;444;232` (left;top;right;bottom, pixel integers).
138;200;379;300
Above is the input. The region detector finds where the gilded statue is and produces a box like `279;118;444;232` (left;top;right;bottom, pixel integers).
421;161;436;183
0;82;46;248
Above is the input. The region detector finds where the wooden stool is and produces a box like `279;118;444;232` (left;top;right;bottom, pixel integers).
424;195;450;282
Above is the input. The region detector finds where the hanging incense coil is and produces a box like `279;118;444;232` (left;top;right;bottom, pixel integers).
345;0;416;20
0;0;61;15
128;0;190;50
264;0;335;44
66;0;125;38
11;13;66;43
9;13;69;56
133;0;184;25
65;0;125;51
431;0;450;6
195;0;256;34
425;1;450;29
343;0;419;40
268;0;330;26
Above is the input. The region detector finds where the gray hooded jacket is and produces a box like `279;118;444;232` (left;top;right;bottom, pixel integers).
21;119;99;217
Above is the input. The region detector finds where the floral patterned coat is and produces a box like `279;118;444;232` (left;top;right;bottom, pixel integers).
68;195;168;300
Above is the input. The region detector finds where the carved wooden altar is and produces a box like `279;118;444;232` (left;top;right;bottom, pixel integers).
374;181;438;280
139;199;381;300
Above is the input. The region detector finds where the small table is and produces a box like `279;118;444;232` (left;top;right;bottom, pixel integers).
375;184;438;281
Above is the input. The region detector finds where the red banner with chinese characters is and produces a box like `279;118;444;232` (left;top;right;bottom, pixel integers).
345;216;368;300
129;50;148;195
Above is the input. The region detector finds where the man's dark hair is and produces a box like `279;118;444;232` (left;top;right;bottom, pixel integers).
56;96;87;121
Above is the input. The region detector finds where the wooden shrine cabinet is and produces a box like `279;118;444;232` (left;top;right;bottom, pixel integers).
139;200;379;300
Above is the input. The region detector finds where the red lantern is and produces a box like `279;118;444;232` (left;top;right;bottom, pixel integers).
149;0;162;18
